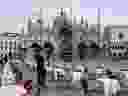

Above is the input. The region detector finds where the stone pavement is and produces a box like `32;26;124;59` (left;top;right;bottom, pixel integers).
37;80;128;96
39;87;128;96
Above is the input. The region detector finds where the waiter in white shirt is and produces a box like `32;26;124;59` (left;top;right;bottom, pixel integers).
97;69;120;96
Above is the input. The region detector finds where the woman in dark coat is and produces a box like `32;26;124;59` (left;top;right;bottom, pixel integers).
34;53;46;87
30;42;47;87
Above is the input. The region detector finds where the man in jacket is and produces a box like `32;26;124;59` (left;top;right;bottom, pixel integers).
43;41;55;66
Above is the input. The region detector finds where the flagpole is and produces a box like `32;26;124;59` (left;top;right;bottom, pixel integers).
97;8;100;41
97;8;102;48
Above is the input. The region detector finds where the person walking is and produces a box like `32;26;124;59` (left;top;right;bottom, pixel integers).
35;53;47;87
30;42;47;88
80;65;88;96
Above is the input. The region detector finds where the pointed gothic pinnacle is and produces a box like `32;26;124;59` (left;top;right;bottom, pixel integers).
30;16;43;24
81;17;89;32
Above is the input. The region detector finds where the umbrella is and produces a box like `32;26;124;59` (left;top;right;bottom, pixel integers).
29;42;43;52
29;42;42;48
